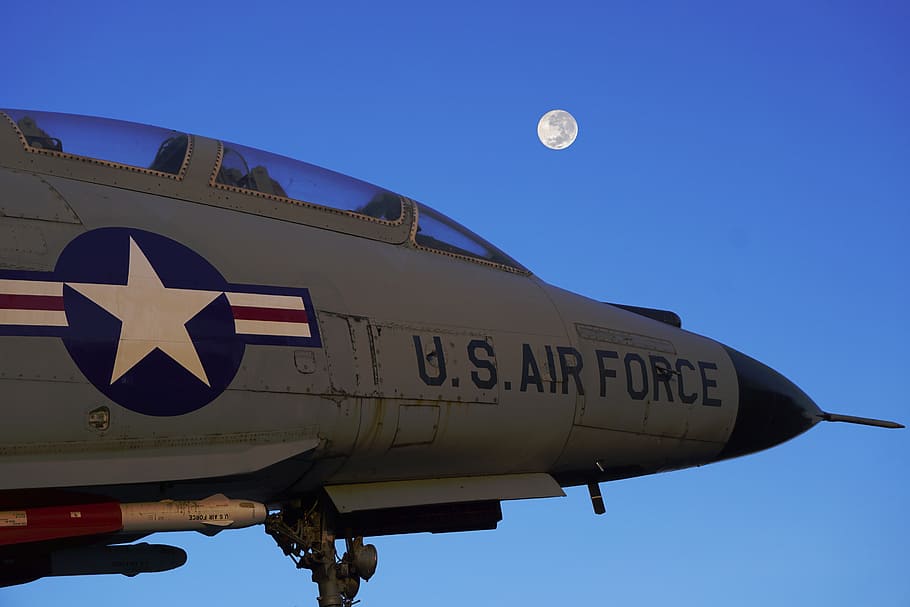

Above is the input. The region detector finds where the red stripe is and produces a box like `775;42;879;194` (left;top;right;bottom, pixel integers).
0;502;122;546
231;305;308;323
0;294;65;311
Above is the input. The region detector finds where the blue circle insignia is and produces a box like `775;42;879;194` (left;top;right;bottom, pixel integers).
56;228;245;416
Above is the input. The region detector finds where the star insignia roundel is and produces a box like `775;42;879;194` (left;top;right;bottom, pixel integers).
0;228;321;416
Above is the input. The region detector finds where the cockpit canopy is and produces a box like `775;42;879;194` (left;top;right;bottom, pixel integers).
1;109;526;273
214;140;403;223
5;109;190;176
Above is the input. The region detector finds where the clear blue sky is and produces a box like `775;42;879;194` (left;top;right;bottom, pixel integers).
3;1;908;606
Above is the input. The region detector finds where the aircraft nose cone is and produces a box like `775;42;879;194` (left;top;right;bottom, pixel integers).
716;346;822;461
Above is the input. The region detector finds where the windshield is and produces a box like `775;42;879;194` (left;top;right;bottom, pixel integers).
415;203;526;272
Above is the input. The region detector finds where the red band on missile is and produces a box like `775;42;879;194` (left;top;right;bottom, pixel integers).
0;502;122;546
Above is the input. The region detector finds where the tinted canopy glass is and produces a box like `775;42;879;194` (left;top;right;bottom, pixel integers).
415;203;526;271
3;109;189;175
215;141;402;222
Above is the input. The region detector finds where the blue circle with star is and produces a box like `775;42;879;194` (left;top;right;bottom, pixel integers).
57;228;245;416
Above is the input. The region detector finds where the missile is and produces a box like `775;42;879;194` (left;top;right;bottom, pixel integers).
120;493;267;535
0;494;267;545
0;543;187;587
50;542;187;577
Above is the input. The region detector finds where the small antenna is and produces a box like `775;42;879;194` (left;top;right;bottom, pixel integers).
819;411;904;429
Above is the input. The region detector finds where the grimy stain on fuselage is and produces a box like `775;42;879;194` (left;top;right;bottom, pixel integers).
412;335;724;407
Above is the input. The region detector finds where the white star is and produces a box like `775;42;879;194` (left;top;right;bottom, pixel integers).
67;237;221;387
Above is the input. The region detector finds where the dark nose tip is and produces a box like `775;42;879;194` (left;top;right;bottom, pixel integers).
716;346;822;461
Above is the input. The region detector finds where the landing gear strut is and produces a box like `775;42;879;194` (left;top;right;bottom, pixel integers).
265;497;377;607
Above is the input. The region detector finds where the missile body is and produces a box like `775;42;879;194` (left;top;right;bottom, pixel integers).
0;543;187;587
120;493;267;534
0;494;267;545
50;542;188;576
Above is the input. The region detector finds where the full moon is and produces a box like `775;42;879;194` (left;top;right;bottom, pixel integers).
537;109;578;150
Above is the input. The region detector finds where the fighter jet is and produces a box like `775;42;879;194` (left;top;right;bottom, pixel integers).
0;109;901;606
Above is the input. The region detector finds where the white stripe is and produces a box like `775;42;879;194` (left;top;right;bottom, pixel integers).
0;279;63;297
225;292;305;310
235;319;312;338
0;309;68;326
